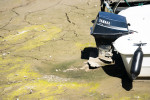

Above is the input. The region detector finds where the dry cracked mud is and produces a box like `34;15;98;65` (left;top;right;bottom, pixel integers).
0;0;150;100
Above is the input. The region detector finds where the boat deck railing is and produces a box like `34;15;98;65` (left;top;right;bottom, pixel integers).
100;0;150;13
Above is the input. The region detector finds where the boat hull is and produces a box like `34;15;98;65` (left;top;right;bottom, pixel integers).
121;54;150;77
113;5;150;78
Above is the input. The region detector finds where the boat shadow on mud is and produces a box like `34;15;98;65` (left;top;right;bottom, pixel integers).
81;47;133;91
103;51;133;91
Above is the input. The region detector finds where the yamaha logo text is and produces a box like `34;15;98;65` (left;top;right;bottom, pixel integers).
99;19;110;25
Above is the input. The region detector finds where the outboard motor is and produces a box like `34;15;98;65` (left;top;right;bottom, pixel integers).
91;12;128;58
130;43;145;80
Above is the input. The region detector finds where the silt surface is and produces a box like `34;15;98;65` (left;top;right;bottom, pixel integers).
0;0;150;100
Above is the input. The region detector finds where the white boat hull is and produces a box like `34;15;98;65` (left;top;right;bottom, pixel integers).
113;5;150;78
121;54;150;77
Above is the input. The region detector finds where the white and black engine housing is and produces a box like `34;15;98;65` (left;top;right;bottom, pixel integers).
91;12;129;57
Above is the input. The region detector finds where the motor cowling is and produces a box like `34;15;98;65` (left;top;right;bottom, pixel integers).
91;12;129;45
130;46;143;80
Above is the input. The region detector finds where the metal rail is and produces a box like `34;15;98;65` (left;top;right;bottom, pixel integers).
111;0;150;3
100;0;150;13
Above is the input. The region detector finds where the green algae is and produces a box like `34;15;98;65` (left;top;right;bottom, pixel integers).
7;63;41;82
3;79;100;100
0;23;102;99
75;42;96;50
0;57;22;65
0;23;61;51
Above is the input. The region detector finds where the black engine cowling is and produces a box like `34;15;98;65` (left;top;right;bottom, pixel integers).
91;12;129;46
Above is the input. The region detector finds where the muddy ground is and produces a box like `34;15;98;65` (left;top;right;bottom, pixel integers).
0;0;150;100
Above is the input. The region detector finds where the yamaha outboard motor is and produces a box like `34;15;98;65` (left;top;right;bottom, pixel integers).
91;12;128;58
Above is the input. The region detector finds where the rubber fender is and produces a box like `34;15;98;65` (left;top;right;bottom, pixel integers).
130;47;143;80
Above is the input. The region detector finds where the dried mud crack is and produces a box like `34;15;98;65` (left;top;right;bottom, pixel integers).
0;18;13;29
65;13;75;25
